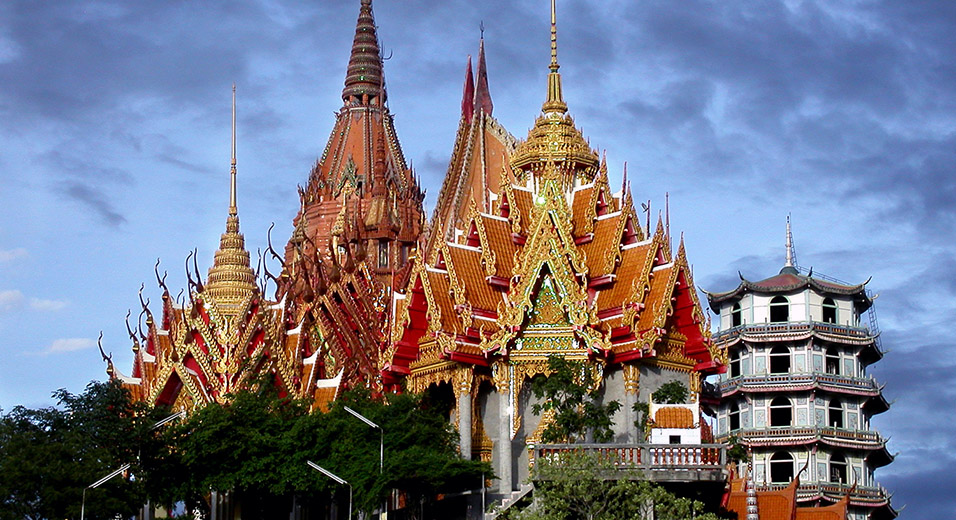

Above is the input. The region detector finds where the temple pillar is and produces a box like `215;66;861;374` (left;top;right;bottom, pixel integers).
492;361;513;493
499;388;513;492
456;368;473;458
623;364;640;443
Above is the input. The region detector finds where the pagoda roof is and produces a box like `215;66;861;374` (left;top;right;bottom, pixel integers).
706;265;872;313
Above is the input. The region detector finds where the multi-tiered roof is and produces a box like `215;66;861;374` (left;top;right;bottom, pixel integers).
384;3;722;396
103;87;323;409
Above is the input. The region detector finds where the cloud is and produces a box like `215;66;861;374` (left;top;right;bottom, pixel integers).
0;289;24;311
41;338;96;355
0;248;27;262
57;181;127;226
28;298;68;311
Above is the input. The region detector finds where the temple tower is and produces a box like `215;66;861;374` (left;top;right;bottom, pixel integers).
285;0;425;293
706;219;895;520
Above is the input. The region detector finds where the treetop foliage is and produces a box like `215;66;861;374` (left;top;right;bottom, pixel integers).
1;380;491;520
530;356;622;443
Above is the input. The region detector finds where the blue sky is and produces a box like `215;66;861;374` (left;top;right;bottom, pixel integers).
1;0;953;516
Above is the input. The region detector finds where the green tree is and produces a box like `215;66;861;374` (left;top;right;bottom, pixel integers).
530;356;622;443
166;386;491;519
0;380;155;520
651;381;688;404
503;452;726;520
632;381;691;441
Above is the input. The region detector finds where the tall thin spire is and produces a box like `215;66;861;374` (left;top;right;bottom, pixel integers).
230;83;237;217
205;85;256;309
543;0;567;114
474;27;493;116
343;0;384;105
550;0;559;73
785;214;794;268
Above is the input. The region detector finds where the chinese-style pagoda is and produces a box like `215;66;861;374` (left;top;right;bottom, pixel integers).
706;219;895;520
383;2;723;493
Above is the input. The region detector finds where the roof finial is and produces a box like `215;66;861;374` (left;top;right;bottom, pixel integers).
550;0;559;73
474;28;493;116
746;458;759;520
785;214;794;268
230;83;237;216
343;0;384;105
543;0;567;113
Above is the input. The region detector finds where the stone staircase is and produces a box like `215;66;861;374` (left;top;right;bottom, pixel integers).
485;484;534;519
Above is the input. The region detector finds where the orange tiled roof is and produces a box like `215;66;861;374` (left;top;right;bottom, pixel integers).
653;406;695;428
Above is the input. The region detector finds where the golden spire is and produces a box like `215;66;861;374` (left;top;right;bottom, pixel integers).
510;0;598;181
543;0;567;114
205;85;257;309
230;83;237;216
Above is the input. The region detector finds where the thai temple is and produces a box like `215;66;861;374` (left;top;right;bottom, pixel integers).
706;219;896;519
101;1;895;518
382;0;724;497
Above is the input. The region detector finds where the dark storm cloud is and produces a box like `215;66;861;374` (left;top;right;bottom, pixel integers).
0;1;349;127
58;181;126;226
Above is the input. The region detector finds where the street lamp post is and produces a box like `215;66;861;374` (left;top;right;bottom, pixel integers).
307;460;352;520
80;463;131;520
343;406;384;517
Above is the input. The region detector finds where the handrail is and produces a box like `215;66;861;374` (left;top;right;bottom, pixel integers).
718;372;880;394
714;321;874;341
719;426;884;446
531;443;727;471
759;481;889;501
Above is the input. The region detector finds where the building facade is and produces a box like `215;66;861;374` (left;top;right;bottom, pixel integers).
706;227;895;519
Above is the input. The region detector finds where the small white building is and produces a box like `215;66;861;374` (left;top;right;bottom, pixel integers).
648;403;701;445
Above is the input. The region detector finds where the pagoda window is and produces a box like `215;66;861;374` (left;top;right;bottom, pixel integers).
729;348;742;378
828;398;844;429
826;347;840;375
822;297;837;324
400;243;410;265
769;295;789;323
729;401;741;431
769;451;794;483
769;346;791;374
378;240;389;268
769;397;792;427
829;453;848;484
731;302;742;328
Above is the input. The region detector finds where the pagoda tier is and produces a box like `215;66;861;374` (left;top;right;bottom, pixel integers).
284;0;424;293
383;5;723;494
706;224;896;520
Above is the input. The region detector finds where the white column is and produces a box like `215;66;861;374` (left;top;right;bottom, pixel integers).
459;389;472;458
499;392;513;492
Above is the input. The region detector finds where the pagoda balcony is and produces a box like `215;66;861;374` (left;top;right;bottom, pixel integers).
530;443;727;483
718;372;882;398
719;426;888;451
757;482;892;508
714;321;878;346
